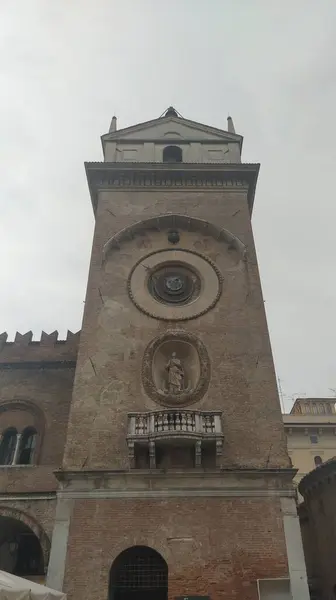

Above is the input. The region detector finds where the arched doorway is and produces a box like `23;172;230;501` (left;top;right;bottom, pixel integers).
109;546;168;600
0;517;44;579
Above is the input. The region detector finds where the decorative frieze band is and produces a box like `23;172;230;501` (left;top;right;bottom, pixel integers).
91;173;249;189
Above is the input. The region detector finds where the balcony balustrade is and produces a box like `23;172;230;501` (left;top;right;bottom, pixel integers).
127;410;223;468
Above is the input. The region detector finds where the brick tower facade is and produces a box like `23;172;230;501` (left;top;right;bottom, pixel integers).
0;108;310;600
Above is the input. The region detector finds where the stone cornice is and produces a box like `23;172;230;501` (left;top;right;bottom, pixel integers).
55;467;296;499
0;361;76;370
85;162;260;216
56;467;295;481
57;488;296;499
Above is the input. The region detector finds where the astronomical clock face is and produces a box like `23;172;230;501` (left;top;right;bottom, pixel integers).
128;248;222;321
148;264;201;306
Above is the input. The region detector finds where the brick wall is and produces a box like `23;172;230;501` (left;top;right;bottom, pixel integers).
63;497;289;600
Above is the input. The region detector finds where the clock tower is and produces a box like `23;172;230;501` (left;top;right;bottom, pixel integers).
47;108;309;600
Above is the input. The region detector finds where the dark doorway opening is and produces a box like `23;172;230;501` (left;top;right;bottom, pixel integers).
0;517;44;577
109;545;168;600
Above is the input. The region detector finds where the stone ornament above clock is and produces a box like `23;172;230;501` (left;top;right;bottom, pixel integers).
128;248;222;321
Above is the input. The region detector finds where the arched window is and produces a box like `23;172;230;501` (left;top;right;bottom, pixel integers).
17;428;37;465
163;145;182;163
314;455;323;467
109;546;168;600
0;429;18;466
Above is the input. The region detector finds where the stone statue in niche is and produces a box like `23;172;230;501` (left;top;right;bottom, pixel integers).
165;352;185;394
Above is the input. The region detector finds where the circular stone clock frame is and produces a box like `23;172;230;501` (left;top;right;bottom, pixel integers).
128;248;223;321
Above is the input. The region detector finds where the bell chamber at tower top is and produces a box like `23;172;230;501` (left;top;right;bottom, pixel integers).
101;108;242;164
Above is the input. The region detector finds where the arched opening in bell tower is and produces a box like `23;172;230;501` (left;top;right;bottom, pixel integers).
109;545;168;600
163;145;182;163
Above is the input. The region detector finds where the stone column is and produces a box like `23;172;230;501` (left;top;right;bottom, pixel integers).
281;497;310;600
149;441;156;469
46;498;74;591
12;433;22;465
195;441;202;467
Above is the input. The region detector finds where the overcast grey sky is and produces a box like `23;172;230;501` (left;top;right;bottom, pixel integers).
1;1;336;408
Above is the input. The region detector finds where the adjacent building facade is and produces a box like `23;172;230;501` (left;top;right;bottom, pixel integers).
284;398;336;500
299;459;336;600
0;108;310;600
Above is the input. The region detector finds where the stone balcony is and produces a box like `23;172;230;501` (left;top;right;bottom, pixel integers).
127;410;223;468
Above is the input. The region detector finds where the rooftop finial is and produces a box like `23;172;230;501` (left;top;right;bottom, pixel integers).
164;106;178;118
109;115;117;133
227;115;235;133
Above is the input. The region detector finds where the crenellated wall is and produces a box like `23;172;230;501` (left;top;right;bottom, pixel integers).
0;330;80;364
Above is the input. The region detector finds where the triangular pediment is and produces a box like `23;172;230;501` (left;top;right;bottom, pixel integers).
102;116;242;144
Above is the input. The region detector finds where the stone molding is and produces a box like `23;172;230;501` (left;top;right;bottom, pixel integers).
128;248;222;322
55;468;296;500
103;214;247;262
57;488;296;499
85;162;260;214
142;330;211;406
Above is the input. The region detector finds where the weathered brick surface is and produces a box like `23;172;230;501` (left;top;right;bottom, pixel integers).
64;189;289;470
63;497;288;600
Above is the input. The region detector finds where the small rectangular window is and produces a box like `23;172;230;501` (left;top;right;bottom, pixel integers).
310;435;318;444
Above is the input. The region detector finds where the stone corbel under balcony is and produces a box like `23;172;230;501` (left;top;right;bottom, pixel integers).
127;410;224;469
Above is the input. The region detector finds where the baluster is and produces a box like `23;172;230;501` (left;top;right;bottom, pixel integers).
138;415;144;435
168;413;175;431
176;412;182;431
163;412;169;431
186;412;193;432
203;415;209;433
156;412;163;432
204;415;212;433
181;412;187;431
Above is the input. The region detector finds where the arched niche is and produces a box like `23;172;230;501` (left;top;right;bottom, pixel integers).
142;330;210;406
153;338;199;396
103;214;246;262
